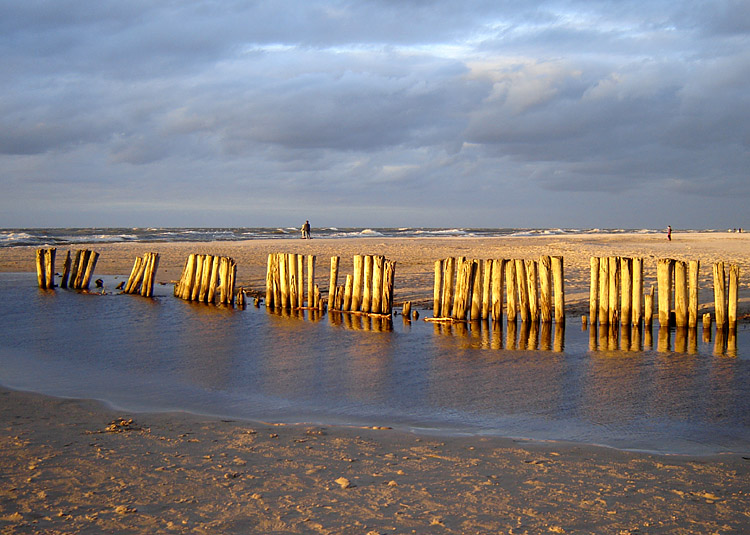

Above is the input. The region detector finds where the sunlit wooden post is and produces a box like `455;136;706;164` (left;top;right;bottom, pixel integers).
608;256;619;325
433;259;443;317
44;248;56;289
674;260;688;327
481;259;492;320
644;286;655;328
441;257;455;318
688;260;700;328
728;264;739;327
525;260;538;322
371;255;385;314
60;251;72;289
208;255;221;304
505;260;517;323
362;255;373;313
307;255;317;309
620;257;632;326
351;255;362;311
491;259;504;323
589;257;599;325
552;256;565;325
470;259;483;321
712;261;726;327
35;249;46;289
632;257;643;325
657;258;674;327
515;259;529;323
328;256;340;311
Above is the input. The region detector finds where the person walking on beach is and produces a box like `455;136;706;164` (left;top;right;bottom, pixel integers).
301;220;311;239
667;225;672;241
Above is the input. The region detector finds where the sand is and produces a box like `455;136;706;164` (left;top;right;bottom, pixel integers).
2;233;750;533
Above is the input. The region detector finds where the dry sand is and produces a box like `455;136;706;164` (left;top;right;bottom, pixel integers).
1;233;750;533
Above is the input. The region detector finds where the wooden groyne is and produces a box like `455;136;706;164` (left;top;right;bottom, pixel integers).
429;256;564;324
265;253;396;316
122;252;160;297
174;254;238;306
588;257;739;329
36;248;100;290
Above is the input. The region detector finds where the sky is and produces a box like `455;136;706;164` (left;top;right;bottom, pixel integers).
1;1;749;229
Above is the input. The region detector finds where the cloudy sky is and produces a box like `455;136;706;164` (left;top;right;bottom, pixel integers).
1;1;748;229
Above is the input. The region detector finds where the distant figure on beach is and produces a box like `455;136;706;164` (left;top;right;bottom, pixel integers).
301;220;311;239
667;225;672;241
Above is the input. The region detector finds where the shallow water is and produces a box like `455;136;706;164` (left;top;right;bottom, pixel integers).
1;273;748;455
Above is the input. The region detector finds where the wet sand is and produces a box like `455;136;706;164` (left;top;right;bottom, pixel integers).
1;233;750;533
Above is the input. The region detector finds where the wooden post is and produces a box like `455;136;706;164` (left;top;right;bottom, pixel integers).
644;286;655;327
351;255;363;311
728;264;739;326
598;257;609;325
81;251;99;290
175;255;191;298
505;260;517;323
208;255;221;304
433;259;443;317
470;259;483;321
237;287;246;309
371;256;385;315
279;253;289;309
713;262;726;327
343;274;353;311
44;248;56;289
620;257;632;326
674;260;688;327
296;254;304;308
515;259;529;323
265;254;274;308
382;260;395;315
307;255;316;309
35;249;46;289
632;257;643;325
288;253;298;307
73;250;90;290
703;312;712;332
125;257;143;294
228;259;237;306
657;259;674;327
589;256;599;327
491;259;504;323
454;260;474;320
191;255;205;301
552;256;565;325
69;251;82;290
481;259;492;320
361;255;373;313
327;256;339;311
688;260;700;328
402;301;412;318
60;251;72;289
441;257;455;318
452;257;466;319
526;259;539;323
143;253;160;297
608;256;619;325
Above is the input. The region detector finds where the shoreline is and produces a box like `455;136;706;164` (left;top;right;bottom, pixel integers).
2;385;749;534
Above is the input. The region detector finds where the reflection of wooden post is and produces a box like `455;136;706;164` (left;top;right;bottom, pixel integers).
552;256;565;325
441;257;455;318
674;261;688;327
598;257;609;325
362;255;373;313
433;259;443;317
632;257;643;325
728;264;739;326
688;260;700;327
589;257;599;324
657;259;674;327
515;259;529;323
491;259;504;323
470;260;483;321
644;286;655;327
712;262;726;327
328;256;340;311
351;255;362;311
526;260;539;322
481;259;492;320
505;260;517;323
371;256;385;314
620;257;632;326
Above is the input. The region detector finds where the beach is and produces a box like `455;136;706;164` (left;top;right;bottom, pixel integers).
1;232;750;533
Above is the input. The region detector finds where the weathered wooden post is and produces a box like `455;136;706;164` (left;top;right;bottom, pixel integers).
526;259;539;323
589;257;599;325
470;260;483;321
343;275;353;311
451;258;466;319
44;248;56;289
279;253;290;309
454;260;474;320
674;260;688;327
644;286;655;328
620;257;632;326
552;256;565;325
402;301;412;318
598;257;609;325
351;255;362;311
328;256;340;311
433;259;443;317
712;261;727;327
537;256;551;324
657;259;674;327
632;257;643;325
608;256;620;325
688;260;700;328
209;255;221;304
515;259;530;323
60;251;72;289
728;264;739;327
362;255;373;313
371;256;385;314
505;260;517;323
481;259;492;320
265;254;275;308
441;257;456;318
382;260;396;315
491;259;504;323
35;249;46;289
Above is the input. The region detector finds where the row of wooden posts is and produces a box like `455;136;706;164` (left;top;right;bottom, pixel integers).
123;252;160;297
35;248;100;290
430;256;565;324
264;253;396;316
588;257;740;328
174;254;240;306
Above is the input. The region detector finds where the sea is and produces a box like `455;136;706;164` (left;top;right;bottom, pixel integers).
1;227;748;456
0;226;732;248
